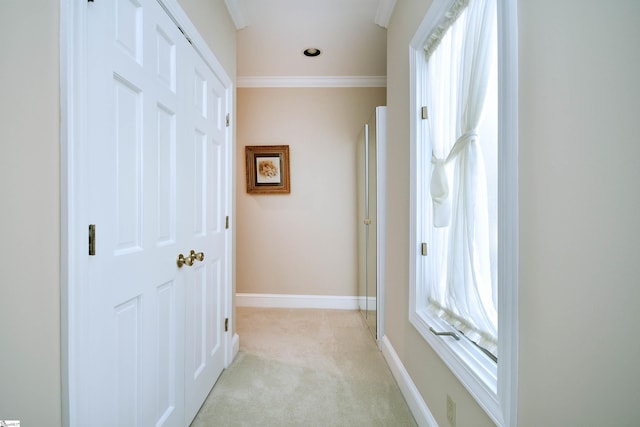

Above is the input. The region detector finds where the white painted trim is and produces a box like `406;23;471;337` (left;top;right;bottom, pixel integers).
236;293;359;310
380;336;438;427
60;1;90;425
237;75;387;88
233;333;240;357
223;0;247;29
226;333;240;368
374;0;398;28
358;296;378;311
496;1;519;424
375;106;387;347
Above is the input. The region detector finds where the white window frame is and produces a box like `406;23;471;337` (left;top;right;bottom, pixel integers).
408;0;518;426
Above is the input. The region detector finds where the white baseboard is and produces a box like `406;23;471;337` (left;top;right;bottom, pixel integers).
358;296;377;311
380;335;438;427
232;332;239;359
226;332;240;368
236;293;359;310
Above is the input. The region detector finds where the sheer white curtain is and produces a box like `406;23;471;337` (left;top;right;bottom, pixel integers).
425;0;498;354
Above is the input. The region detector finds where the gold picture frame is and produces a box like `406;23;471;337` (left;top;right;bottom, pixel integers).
245;145;290;194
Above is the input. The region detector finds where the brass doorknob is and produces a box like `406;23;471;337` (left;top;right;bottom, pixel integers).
190;250;205;262
177;253;195;268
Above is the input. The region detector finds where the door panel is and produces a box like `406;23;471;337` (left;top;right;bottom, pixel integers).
86;2;187;426
114;296;142;426
358;122;376;336
115;0;143;63
193;130;207;235
155;105;177;245
183;52;228;423
113;76;143;254
358;109;385;341
84;1;228;426
156;280;178;425
366;115;378;336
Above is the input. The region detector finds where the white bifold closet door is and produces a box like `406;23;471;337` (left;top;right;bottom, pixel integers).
357;107;387;344
82;0;229;425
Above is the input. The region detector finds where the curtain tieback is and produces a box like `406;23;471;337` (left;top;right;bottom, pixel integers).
430;131;478;227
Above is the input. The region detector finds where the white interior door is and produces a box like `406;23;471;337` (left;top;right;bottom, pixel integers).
82;1;229;425
182;35;229;423
357;121;377;337
356;107;387;345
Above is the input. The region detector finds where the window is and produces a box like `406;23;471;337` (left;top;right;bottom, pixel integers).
409;0;518;425
425;0;498;361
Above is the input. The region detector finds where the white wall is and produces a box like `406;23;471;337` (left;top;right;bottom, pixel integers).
236;87;386;297
385;0;640;425
0;1;235;425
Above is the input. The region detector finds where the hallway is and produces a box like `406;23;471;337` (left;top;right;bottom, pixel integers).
191;307;415;426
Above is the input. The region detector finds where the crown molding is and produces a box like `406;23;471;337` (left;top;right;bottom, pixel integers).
237;75;387;88
224;0;247;30
225;0;395;30
374;0;397;28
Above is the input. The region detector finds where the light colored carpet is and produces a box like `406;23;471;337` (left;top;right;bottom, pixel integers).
190;307;416;427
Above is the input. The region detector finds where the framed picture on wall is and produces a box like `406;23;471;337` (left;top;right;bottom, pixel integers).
245;145;290;194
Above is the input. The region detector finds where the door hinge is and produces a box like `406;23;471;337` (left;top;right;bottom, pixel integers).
224;318;229;332
225;114;230;127
225;215;229;229
421;106;429;120
89;224;96;256
421;242;428;256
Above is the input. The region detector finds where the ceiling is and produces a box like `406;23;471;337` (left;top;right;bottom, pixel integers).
225;0;395;84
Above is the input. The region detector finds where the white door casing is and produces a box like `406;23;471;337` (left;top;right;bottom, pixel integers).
61;0;235;426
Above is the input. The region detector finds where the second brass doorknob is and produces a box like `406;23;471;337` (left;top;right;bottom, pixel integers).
191;250;205;262
177;250;205;268
177;253;194;268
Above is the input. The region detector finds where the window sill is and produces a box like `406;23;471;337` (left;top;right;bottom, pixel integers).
410;307;503;425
